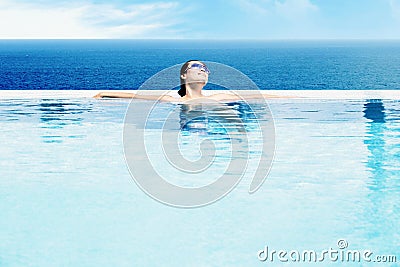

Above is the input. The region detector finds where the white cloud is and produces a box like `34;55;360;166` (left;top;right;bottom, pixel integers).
390;0;400;19
232;0;320;38
235;0;271;15
275;0;318;20
235;0;318;18
0;0;184;39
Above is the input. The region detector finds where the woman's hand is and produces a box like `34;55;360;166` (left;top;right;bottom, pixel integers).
93;92;104;99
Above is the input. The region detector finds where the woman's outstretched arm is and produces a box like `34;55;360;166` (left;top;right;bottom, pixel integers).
209;92;293;101
93;92;134;98
94;92;177;101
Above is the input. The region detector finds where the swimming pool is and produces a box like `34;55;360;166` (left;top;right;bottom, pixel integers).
0;93;399;266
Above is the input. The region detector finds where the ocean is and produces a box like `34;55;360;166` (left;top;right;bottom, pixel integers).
1;40;400;91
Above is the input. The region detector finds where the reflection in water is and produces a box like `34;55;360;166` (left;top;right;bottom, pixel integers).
38;100;89;123
362;99;400;242
0;99;36;121
135;99;274;192
363;100;386;123
38;99;91;143
178;101;260;136
363;99;387;183
175;102;255;167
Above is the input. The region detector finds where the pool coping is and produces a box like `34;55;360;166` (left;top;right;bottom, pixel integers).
0;90;399;99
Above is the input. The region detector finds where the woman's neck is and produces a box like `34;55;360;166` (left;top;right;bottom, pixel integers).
185;83;204;99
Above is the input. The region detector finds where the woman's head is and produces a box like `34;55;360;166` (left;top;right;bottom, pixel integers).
178;60;210;97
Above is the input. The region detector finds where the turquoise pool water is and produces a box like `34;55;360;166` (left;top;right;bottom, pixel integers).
0;98;399;266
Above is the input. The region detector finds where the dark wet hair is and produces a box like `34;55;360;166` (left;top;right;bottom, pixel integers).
178;59;201;97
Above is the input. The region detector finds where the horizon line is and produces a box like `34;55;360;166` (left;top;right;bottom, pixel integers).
1;38;400;41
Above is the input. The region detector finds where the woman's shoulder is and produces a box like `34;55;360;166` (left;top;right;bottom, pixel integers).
160;95;184;102
207;93;240;101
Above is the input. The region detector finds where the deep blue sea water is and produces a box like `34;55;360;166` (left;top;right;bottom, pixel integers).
1;40;400;90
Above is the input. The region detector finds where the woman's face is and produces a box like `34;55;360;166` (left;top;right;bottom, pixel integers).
182;61;209;85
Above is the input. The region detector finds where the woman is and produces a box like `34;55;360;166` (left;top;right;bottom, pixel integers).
94;60;284;101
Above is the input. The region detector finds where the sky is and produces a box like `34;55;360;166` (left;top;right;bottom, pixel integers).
0;0;399;39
